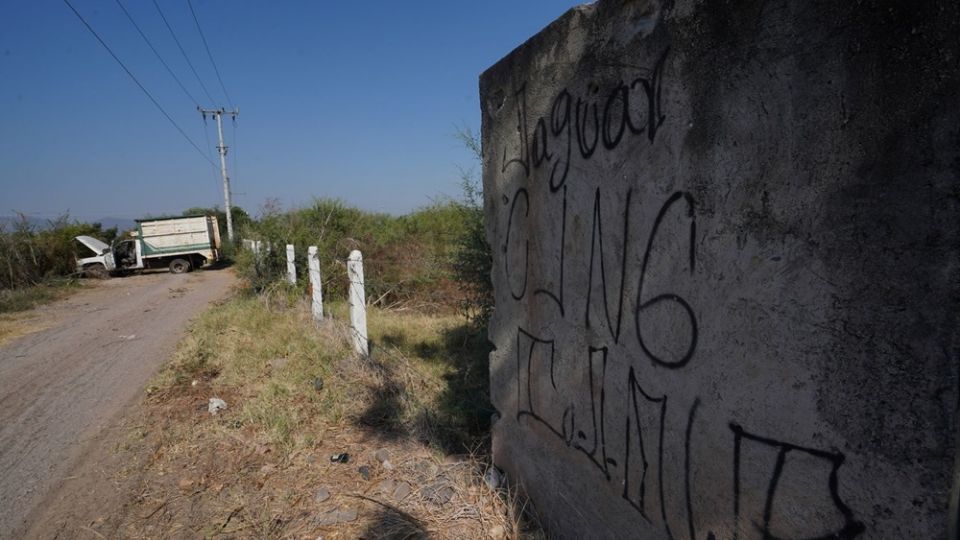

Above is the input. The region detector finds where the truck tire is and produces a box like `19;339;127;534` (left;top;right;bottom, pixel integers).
169;258;190;274
84;263;109;279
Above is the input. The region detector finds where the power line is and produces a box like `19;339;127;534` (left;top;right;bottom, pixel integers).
186;0;233;108
62;0;216;167
114;0;198;107
150;0;217;105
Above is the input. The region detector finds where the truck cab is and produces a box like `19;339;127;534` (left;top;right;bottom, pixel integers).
75;235;115;278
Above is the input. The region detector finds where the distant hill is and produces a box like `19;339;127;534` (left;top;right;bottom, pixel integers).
0;215;47;230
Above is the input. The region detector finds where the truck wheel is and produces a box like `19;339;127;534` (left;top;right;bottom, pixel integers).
169;258;190;274
84;263;109;279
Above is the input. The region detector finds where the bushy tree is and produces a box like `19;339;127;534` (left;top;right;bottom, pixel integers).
0;214;117;289
452;127;493;328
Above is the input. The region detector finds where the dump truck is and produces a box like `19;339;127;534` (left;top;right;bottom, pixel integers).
76;215;222;278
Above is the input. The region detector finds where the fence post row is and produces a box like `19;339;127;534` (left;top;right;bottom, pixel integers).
286;244;296;284
308;246;323;322
347;250;369;356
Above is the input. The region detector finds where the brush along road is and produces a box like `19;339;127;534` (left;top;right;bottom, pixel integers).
0;267;235;538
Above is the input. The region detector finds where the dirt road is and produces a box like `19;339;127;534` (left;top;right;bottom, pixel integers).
0;267;235;539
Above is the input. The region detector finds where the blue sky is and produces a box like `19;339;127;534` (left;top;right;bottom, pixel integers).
0;1;580;220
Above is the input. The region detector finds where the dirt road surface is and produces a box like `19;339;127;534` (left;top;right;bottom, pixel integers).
0;267;235;539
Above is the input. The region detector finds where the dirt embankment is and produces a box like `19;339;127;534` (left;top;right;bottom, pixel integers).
0;268;236;539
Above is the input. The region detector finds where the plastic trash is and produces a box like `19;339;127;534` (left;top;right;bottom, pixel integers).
208;397;227;415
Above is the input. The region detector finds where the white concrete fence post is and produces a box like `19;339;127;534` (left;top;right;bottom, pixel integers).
308;246;323;322
347;250;368;356
253;241;264;273
286;244;296;284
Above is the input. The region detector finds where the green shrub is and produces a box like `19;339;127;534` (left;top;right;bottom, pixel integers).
452;179;493;328
233;127;493;323
451;127;493;328
235;198;471;311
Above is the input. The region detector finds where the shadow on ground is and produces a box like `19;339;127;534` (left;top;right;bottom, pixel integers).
359;323;494;456
359;502;429;540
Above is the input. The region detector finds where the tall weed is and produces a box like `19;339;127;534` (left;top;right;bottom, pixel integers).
0;214;117;290
237;198;470;311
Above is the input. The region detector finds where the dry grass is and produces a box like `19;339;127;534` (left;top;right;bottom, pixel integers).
0;280;87;345
94;286;544;539
0;279;81;314
0;311;53;346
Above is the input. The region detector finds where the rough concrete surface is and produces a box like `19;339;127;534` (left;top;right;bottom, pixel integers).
480;0;959;538
0;268;235;539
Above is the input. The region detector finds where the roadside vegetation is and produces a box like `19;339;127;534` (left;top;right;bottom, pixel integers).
236;196;481;315
0;215;118;314
101;290;537;538
233;128;492;327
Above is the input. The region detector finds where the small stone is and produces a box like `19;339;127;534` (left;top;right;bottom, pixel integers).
314;487;331;503
375;478;396;494
313;377;324;392
392;482;412;501
178;478;194;490
358;465;371;480
483;467;503;490
489;524;506;539
422;482;455;505
414;459;439;478
314;506;359;526
338;507;358;522
374;448;389;463
381;459;395;471
260;464;276;475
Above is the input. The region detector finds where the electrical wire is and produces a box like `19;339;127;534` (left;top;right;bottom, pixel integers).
186;0;233;108
114;0;198;107
62;0;216;167
150;0;217;105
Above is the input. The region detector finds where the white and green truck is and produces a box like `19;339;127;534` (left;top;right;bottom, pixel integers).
76;215;222;278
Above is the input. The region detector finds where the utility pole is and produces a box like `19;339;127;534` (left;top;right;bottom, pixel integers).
198;107;239;242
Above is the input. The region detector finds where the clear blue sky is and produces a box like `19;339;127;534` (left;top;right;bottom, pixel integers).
0;1;580;220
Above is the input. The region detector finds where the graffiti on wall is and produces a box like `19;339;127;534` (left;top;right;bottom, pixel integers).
493;48;865;539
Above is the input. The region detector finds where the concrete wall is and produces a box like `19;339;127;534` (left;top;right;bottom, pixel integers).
480;0;959;538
